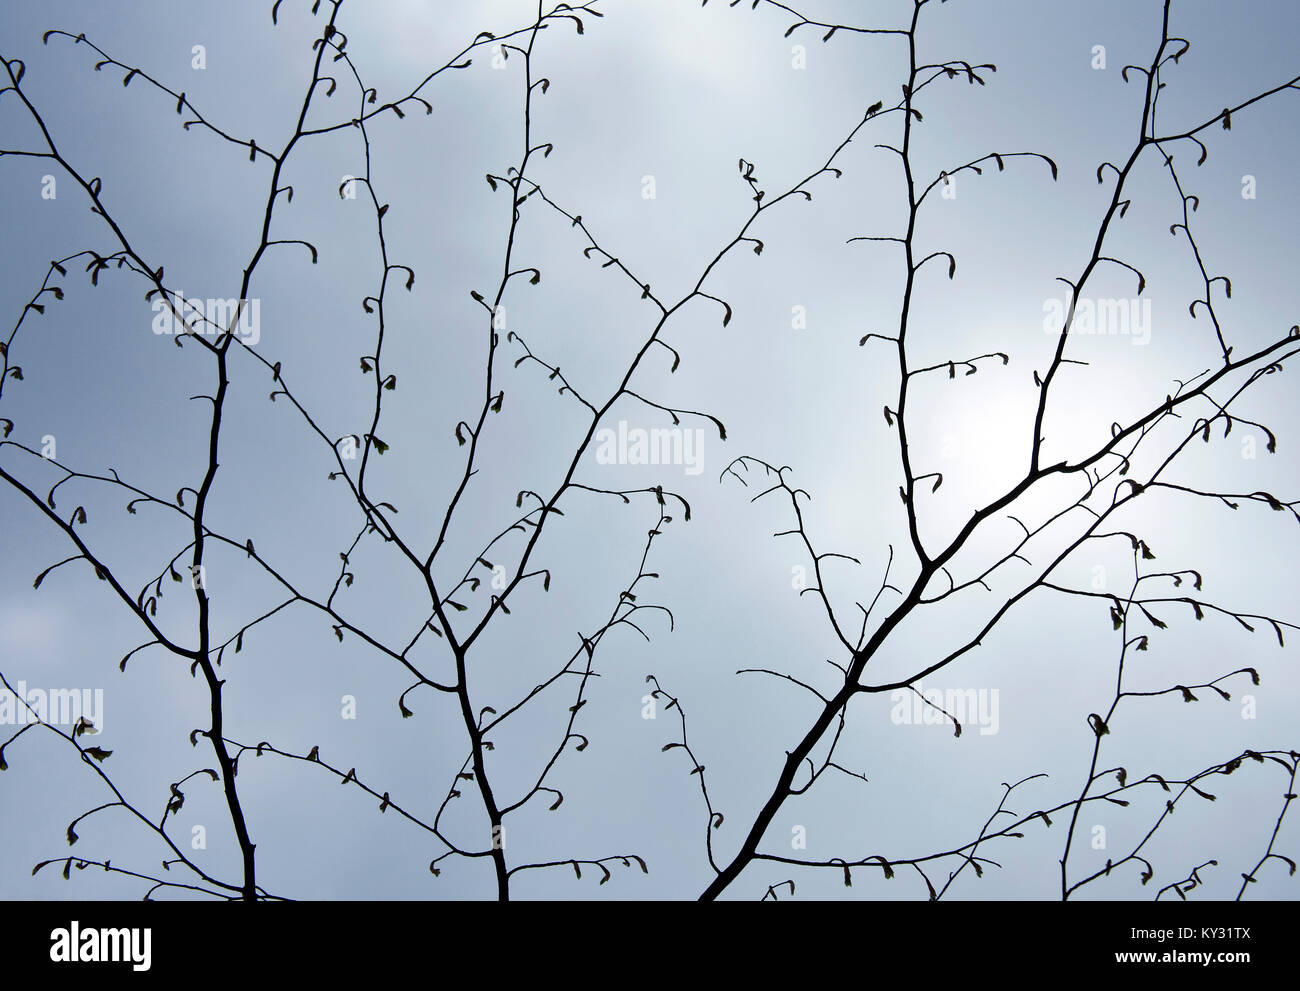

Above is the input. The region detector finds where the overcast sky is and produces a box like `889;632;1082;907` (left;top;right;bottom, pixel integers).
1;0;1298;901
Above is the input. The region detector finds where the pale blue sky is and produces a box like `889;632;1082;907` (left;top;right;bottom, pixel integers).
1;0;1298;901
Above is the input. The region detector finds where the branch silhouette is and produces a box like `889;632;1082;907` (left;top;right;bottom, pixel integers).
0;0;1295;904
